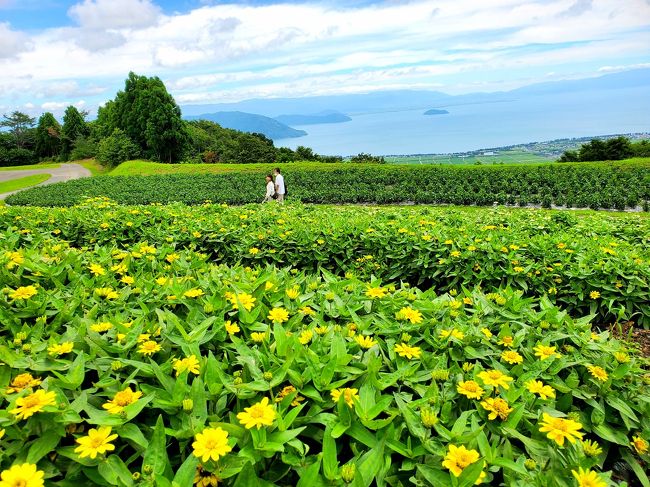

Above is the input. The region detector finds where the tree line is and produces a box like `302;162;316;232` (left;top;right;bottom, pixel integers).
1;72;387;168
558;136;650;162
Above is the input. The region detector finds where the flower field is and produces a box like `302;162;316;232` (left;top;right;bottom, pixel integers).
1;201;649;486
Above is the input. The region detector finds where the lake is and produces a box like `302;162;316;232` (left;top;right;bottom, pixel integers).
274;86;650;155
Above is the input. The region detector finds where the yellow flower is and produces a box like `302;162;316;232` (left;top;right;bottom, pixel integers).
47;342;74;356
587;365;608;382
251;332;266;343
184;288;204;298
0;429;4;440
138;340;161;356
315;325;329;335
225;321;240;334
475;471;487;485
480;397;513;420
300;306;316;316
442;445;480;477
94;287;119;299
228;292;256;311
501;350;523;365
631;435;648;454
286;287;300;299
299;330;314;345
571;467;607;487
533;344;561;360
237;397;276;429
6;373;42;394
581;439;603;457
192;427;232;462
331;388;360;408
477;369;513;390
102;387;143;414
9;285;38;300
480;328;492;339
268;307;289;323
539;413;584;446
10;390;57;420
0;463;45;487
366;287;387;298
5;250;24;269
74;426;118;459
525;380;556;400
439;329;465;340
394;343;422;359
173;355;201;376
457;380;484;400
156;277;169;286
497;335;514;347
589;291;601;299
88;264;105;276
165;253;180;263
265;281;275;291
355;335;378;349
90;321;113;333
249;247;260;255
395;307;423;324
120;275;134;285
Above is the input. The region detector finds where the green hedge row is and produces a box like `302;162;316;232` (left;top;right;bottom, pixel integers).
7;161;650;209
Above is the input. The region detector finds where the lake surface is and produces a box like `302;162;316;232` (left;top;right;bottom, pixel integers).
275;86;650;155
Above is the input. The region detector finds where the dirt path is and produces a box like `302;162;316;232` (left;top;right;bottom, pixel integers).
0;163;91;200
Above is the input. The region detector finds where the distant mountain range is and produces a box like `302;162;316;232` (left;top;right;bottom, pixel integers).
185;111;306;139
181;69;650;142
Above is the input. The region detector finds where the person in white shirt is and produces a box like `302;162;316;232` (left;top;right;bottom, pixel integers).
263;174;275;203
273;168;285;203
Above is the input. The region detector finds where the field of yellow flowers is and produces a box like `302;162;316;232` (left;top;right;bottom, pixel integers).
1;200;649;486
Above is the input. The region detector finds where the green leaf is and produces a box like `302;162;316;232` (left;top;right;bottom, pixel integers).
621;450;650;487
322;428;339;480
143;415;169;474
416;465;452;487
172;455;200;487
26;431;63;464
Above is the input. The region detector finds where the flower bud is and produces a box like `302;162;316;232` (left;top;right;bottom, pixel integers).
263;372;273;381
341;463;356;483
203;303;214;313
401;333;412;342
567;411;581;422
420;406;439;428
524;459;537;470
143;465;153;475
132;472;141;480
112;360;123;371
182;399;194;411
233;370;242;377
233;377;243;385
431;369;449;381
22;344;31;353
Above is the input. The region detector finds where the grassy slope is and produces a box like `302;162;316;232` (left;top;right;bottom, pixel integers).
110;157;650;176
0;174;50;193
0;163;61;171
76;159;108;176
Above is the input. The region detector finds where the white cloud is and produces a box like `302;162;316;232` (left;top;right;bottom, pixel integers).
0;0;648;110
68;0;161;29
0;22;30;58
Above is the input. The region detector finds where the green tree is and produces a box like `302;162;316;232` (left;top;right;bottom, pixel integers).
1;111;36;148
35;112;62;158
604;136;632;160
61;106;89;158
96;128;140;168
110;72;186;163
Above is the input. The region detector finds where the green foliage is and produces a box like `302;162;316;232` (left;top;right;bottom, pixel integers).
1;203;649;328
96;129;140;168
70;136;98;161
0;202;648;485
0;147;38;167
350;152;386;164
108;72;186;163
61;106;89;159
9;159;650;211
559;137;641;162
34;112;62;159
0;111;36;149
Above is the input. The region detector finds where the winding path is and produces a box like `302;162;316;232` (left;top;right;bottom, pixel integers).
0;163;91;200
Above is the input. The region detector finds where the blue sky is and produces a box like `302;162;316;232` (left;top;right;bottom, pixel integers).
1;0;649;116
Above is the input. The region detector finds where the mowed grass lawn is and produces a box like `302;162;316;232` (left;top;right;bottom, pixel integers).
0;163;60;171
0;173;50;193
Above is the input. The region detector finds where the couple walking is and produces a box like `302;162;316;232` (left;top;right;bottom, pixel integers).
263;168;286;203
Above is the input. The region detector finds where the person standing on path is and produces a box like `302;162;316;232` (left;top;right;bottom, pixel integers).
274;168;285;203
263;174;275;203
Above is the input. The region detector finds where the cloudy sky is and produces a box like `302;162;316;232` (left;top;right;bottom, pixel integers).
1;0;649;116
